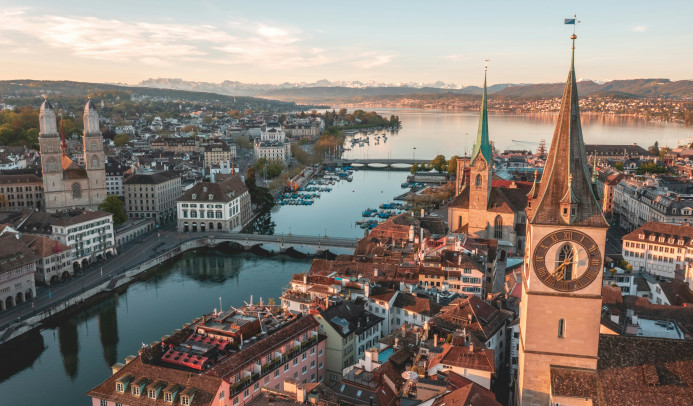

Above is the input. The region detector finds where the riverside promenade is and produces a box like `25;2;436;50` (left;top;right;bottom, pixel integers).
0;226;355;346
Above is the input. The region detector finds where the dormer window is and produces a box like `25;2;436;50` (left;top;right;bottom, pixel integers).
658;237;665;243
209;194;214;200
192;194;197;200
649;236;655;241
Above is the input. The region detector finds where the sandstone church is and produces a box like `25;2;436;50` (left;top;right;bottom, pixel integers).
39;99;107;212
447;69;532;256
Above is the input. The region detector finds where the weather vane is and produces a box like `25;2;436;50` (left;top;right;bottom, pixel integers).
484;58;490;72
565;14;581;48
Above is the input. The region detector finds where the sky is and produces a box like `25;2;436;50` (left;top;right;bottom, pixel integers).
0;0;691;86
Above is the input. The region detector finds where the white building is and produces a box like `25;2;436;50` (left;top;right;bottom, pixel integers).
0;234;38;310
260;122;286;142
622;222;693;280
254;139;292;162
176;174;252;232
613;177;693;232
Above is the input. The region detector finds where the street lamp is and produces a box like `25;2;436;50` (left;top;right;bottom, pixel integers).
413;147;416;162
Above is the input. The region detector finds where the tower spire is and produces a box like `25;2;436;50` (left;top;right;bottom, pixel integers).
470;60;492;165
526;32;607;227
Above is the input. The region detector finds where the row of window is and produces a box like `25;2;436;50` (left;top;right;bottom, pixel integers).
0;186;42;192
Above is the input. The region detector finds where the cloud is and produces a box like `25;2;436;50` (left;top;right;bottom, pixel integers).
0;8;396;73
443;54;463;61
352;53;396;69
631;25;647;32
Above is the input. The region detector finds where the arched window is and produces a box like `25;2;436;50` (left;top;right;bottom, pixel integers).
494;215;503;239
71;182;82;199
91;155;99;169
48;158;56;172
558;318;565;338
91;141;97;151
556;243;575;280
475;174;482;187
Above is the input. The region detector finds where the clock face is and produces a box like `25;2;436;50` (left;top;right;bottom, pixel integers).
532;229;602;292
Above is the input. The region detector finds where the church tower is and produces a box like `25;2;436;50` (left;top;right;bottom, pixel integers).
82;100;106;206
517;35;609;405
39;100;65;208
467;66;493;237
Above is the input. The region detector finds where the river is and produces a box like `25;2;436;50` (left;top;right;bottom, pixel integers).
1;109;692;405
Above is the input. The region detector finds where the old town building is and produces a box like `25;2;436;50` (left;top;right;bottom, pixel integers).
0;233;38;311
0;173;44;211
177;174;251;232
124;171;182;225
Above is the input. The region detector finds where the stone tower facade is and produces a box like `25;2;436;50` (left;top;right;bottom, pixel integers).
518;38;609;405
468;70;493;237
40;100;107;212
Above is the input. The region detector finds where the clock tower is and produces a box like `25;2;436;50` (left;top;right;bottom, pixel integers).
517;35;609;405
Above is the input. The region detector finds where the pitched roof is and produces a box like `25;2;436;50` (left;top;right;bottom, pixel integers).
433;296;512;343
623;222;693;248
20;233;71;258
124;171;180;185
86;356;224;406
432;373;500;406
440;345;495;373
526;43;607;228
0;234;39;273
393;293;442;317
318;302;383;338
178;174;248;203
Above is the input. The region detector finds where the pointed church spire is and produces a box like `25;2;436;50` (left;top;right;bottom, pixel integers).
526;34;607;227
470;61;492;165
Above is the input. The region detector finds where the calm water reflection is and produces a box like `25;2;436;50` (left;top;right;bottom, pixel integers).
0;251;310;406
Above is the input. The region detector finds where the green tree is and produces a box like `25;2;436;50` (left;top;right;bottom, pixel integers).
99;195;127;227
245;166;257;190
614;162;624;171
648;141;660;156
636;162;667;175
447;155;459;176
113;133;130;147
410;163;419;174
430;155;447;172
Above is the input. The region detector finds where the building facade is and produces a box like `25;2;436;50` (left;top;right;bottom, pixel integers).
177;174;252;232
203;143;235;169
0;234;38;311
622;222;693;280
0;174;44;211
105;159;128;198
21;233;75;286
124;172;182;225
39;100;107;212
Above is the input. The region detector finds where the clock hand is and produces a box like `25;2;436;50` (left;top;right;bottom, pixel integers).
553;259;570;279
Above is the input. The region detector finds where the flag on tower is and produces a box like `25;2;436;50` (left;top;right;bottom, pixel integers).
564;18;576;24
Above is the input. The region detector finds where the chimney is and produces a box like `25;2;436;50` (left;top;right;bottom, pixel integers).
433;333;438;347
409;225;414;242
402;324;406;337
469;342;474;352
365;283;371;298
394;337;399;348
420;227;424;243
303;274;308;284
437;293;440;303
400;281;405;292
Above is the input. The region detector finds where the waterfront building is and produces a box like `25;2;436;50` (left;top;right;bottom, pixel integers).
0;173;44;211
87;307;326;406
621;222;693;281
114;218;156;248
314;301;383;384
447;71;531;254
39;100;107;212
20;233;74;285
254;140;291;162
176;174;251;232
0;233;38;310
124;171;182;225
17;209;116;269
612;176;693;231
283;122;321;139
584;143;655;160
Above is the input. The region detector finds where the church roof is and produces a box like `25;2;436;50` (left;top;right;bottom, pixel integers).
526;39;607;227
448;183;530;214
470;70;492;165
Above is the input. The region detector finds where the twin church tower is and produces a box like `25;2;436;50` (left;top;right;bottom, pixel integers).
466;35;608;405
39;100;106;212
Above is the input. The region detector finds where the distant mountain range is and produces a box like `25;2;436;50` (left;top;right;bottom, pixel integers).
137;78;693;102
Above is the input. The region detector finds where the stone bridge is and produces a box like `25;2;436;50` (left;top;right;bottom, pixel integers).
205;232;358;255
324;158;431;169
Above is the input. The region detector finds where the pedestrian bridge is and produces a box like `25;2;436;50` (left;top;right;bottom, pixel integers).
203;232;359;255
325;158;431;169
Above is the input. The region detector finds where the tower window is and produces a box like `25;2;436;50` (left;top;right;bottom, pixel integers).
556;243;575;280
48;158;57;172
475;174;482;187
92;155;99;169
558;318;565;338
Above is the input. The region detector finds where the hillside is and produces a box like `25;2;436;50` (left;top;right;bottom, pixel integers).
0;80;302;112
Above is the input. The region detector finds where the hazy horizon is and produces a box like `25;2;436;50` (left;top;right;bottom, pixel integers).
1;0;692;86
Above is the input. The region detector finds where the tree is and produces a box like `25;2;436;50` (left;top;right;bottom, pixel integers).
99;195;127;227
245;166;257;190
648;141;660;156
636;163;667;175
614;162;624;171
410;163;419;174
113;133;130;147
659;146;671;159
430;155;447;172
447;155;459;176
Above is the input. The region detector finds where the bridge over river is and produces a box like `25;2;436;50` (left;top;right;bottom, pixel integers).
324;158;432;169
206;232;359;255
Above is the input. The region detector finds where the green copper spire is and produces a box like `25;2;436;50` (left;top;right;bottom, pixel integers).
471;66;492;165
